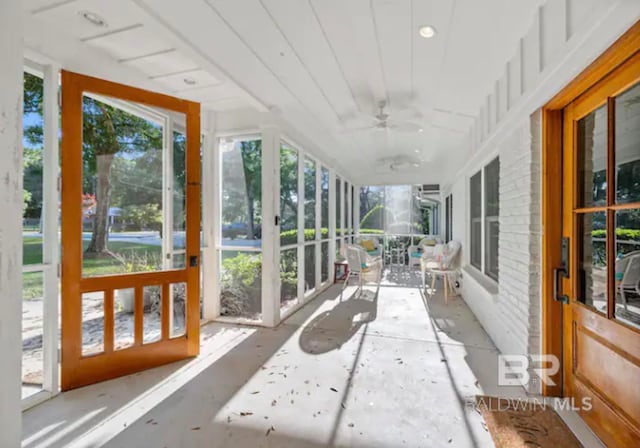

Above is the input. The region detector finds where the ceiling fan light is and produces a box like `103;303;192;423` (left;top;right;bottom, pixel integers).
79;11;108;27
419;25;436;39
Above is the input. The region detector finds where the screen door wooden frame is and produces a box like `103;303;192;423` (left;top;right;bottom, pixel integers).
60;70;201;391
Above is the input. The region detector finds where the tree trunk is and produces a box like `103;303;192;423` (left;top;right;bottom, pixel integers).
247;198;255;240
86;153;115;254
243;168;255;240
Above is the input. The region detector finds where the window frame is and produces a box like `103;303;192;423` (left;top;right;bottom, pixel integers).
469;171;483;271
484;157;500;281
469;157;500;280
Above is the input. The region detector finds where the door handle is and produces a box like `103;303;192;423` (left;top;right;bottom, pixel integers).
554;267;569;304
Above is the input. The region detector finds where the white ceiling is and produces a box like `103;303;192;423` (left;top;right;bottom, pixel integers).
23;0;544;185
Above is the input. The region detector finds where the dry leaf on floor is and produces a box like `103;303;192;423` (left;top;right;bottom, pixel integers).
266;425;275;436
330;387;338;392
240;412;253;417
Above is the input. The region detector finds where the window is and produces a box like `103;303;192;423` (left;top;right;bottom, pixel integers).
484;158;500;280
445;194;453;243
219;136;263;321
470;172;482;270
469;158;500;280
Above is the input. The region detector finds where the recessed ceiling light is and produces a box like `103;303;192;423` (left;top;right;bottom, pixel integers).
418;25;436;39
79;11;107;27
418;127;424;133
412;162;420;167
414;149;420;153
183;77;197;86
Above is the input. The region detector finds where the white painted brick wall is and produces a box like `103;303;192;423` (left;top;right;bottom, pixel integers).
456;111;542;392
498;109;542;361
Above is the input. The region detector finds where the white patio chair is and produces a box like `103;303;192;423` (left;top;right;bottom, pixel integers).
421;241;461;304
407;236;442;268
356;236;384;261
343;244;382;298
616;251;640;311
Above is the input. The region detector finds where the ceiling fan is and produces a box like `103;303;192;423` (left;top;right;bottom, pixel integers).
374;154;426;173
341;101;423;133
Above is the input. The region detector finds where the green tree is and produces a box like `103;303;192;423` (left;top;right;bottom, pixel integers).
240;140;262;239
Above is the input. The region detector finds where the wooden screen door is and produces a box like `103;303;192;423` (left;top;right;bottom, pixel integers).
60;70;201;391
560;51;640;447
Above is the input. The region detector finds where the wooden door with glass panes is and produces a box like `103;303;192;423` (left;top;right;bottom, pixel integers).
60;70;201;390
560;52;640;447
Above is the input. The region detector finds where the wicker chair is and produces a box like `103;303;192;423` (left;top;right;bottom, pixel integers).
421;241;461;304
343;244;383;297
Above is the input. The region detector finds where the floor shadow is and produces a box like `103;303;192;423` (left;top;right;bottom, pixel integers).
298;288;378;355
381;266;421;286
418;286;526;401
23;295;331;448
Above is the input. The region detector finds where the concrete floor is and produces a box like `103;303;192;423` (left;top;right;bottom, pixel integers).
22;269;600;448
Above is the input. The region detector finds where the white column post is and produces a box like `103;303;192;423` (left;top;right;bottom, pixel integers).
315;162;321;289
0;0;23;444
328;170;336;282
354;184;360;237
297;150;305;301
42;63;60;396
346;181;352;242
202;112;219;320
339;177;345;255
260;114;280;327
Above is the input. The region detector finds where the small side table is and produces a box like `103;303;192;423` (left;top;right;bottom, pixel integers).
389;247;405;266
334;260;349;283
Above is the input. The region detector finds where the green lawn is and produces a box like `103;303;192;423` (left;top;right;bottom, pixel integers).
22;237;161;300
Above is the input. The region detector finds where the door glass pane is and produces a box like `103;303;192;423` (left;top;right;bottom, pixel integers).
81;94;183;277
114;288;135;350
220;250;262;320
615;210;640;329
23;72;44;265
280;248;298;313
280;144;298;245
143;285;162;344
173;130;187;251
615;81;640;205
577;212;607;314
577;105;607;208
220;137;262;248
82;291;104;356
304;158;316;241
171;283;186;338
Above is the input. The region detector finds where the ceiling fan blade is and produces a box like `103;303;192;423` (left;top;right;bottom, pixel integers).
391;107;422;122
388;121;424;133
338;125;376;133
